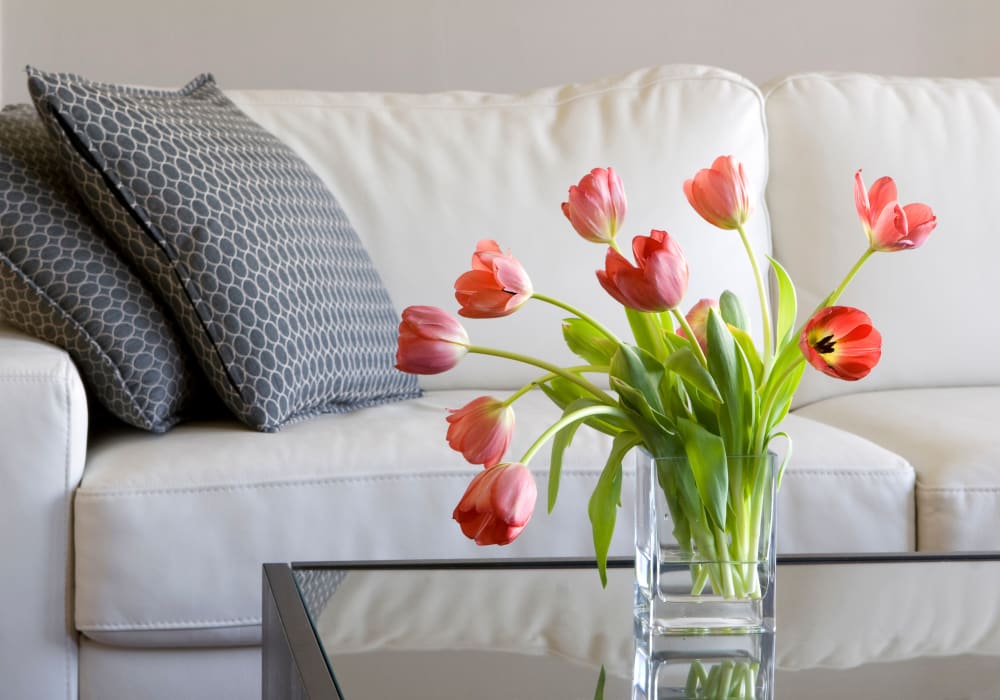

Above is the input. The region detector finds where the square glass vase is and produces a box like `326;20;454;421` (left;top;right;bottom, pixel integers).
634;449;777;636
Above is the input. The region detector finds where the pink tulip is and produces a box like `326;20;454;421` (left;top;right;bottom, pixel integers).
677;298;719;352
453;462;537;546
561;167;627;243
396;306;469;374
683;155;751;230
446;396;515;467
799;306;882;381
854;170;937;252
454;240;534;318
596;230;689;312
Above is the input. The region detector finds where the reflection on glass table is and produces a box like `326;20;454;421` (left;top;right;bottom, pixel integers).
262;555;1000;699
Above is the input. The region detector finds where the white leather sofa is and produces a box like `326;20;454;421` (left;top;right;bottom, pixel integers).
1;64;997;699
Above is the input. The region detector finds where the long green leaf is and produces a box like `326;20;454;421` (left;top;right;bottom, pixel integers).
610;344;665;413
548;398;606;512
664;347;723;402
767;255;798;348
562;317;618;366
588;433;638;586
705;309;742;450
676;418;729;530
729;326;763;387
720;290;750;333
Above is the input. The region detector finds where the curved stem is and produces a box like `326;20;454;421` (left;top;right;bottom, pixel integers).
467;345;616;406
736;224;773;366
531;292;622;343
671;308;708;366
820;248;875;309
503;365;609;406
518;404;628;464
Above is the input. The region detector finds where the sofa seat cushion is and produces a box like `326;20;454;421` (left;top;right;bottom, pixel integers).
794;387;1000;552
75;393;911;647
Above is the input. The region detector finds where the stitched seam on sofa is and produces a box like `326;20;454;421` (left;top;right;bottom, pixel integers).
0;372;68;381
228;74;762;113
916;487;1000;494
75;469;634;499
78;617;262;630
61;360;73;700
762;73;1000;100
783;470;911;478
0;257;158;425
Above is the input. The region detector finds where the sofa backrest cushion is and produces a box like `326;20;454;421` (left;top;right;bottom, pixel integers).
28;68;421;432
766;73;1000;406
229;65;771;391
0;103;200;432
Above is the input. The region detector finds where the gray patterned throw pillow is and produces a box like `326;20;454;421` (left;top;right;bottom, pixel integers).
27;69;420;431
0;104;199;432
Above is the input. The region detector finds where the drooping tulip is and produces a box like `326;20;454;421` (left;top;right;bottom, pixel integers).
446;396;515;467
396;306;469;374
683;155;751;230
677;298;719;352
596;230;688;312
454;240;533;318
453;462;537;545
799;306;882;381
561;167;627;243
854;170;936;252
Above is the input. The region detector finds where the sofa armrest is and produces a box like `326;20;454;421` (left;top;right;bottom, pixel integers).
0;324;88;699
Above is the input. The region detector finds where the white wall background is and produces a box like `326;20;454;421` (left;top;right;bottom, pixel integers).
1;0;999;104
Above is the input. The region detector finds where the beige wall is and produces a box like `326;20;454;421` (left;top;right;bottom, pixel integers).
2;0;998;104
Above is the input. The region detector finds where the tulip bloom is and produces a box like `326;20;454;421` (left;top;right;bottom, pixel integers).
454;240;533;318
799;306;882;381
677;298;719;352
684;155;751;230
453;462;537;545
562;167;627;243
854;170;937;252
396;306;469;374
446;396;515;467
597;230;688;312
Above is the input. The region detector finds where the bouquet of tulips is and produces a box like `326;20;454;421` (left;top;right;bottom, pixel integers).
395;157;935;586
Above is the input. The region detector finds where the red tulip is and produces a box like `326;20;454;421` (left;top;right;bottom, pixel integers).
677;298;719;352
454;240;533;318
854;170;937;252
561;167;627;243
446;396;515;467
596;230;688;312
453;462;537;545
396;306;469;374
683;155;751;230
799;306;882;381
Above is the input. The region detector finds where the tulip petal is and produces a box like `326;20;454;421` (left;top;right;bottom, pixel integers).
867;176;898;217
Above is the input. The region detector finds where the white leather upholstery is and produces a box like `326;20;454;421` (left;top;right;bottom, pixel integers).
765;72;1000;407
78;640;257;700
0;326;88;700
75;393;910;647
794;387;1000;551
228;64;772;391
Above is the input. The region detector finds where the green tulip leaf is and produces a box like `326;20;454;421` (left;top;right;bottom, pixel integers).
720;290;750;333
548;398;613;512
729;326;763;387
562;317;619;366
610;344;665;414
676;417;729;531
768;255;798;348
588;433;638;586
705;309;743;450
664;346;723;402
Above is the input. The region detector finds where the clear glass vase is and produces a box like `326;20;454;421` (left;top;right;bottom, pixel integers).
634;450;777;637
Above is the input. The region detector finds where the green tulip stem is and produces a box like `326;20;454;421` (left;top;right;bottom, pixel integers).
503;366;609;406
467;346;616;407
531;293;622;343
820;248;875;309
518;404;627;465
736;224;773;366
671;308;708;366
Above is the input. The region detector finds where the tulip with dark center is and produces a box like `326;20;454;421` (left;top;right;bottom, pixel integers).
800;306;882;381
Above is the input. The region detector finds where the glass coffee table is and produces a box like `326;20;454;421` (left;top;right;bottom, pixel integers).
262;555;1000;699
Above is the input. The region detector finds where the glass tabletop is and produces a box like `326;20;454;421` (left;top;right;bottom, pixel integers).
276;555;1000;699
